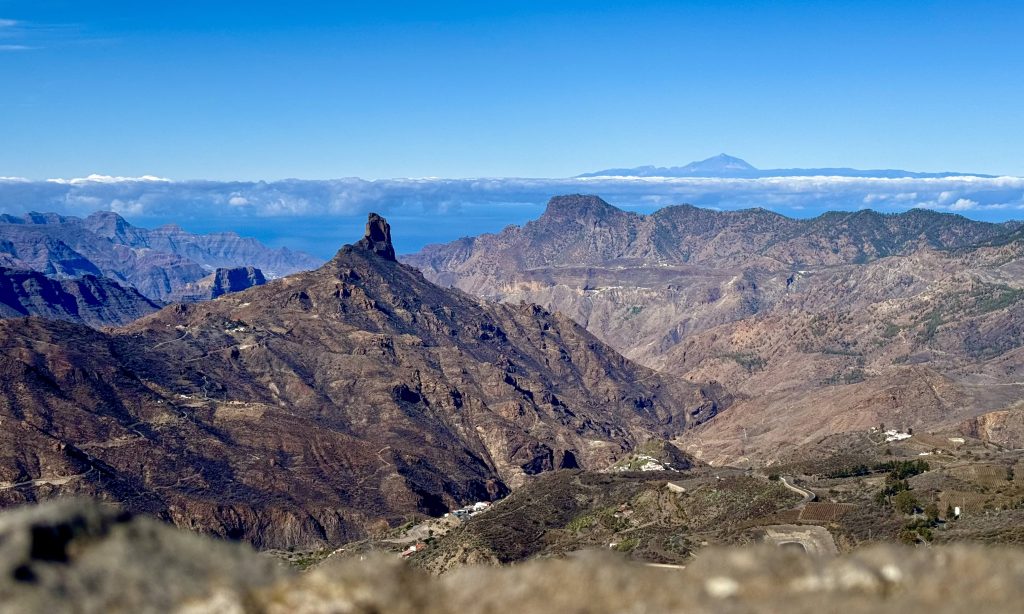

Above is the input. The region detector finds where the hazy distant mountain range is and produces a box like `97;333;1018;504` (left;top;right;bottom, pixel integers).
578;153;994;179
0;211;321;301
0;211;320;326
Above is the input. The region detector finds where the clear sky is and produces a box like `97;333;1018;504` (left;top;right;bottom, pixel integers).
1;0;1022;180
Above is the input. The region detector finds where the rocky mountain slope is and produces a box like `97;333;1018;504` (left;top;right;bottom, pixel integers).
0;214;721;548
405;195;1015;288
0;211;321;300
0;266;160;327
405;196;1024;464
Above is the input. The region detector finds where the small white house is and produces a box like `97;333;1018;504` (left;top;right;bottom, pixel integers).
884;430;912;442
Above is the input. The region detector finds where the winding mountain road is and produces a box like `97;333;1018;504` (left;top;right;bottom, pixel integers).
780;476;816;506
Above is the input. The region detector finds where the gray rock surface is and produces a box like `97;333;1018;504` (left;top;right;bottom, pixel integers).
0;499;283;614
355;212;397;261
3;499;1024;613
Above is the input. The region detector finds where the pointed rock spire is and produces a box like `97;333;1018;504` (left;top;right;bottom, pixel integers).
356;213;396;261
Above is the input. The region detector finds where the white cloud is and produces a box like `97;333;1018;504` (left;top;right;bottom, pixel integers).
949;198;980;211
2;174;1023;222
47;174;173;185
108;198;146;215
64;195;104;208
0;45;32;51
0;19;18;28
916;198;1014;213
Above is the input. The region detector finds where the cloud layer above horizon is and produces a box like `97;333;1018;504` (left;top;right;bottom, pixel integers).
2;174;1023;257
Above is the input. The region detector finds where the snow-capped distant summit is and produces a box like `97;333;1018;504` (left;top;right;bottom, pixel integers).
578;154;993;179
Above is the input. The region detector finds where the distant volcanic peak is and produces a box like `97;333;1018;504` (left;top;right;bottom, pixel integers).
686;153;757;172
355;212;397;261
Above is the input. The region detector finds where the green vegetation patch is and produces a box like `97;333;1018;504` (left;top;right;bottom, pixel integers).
971;284;1024;314
881;322;902;338
719;352;766;372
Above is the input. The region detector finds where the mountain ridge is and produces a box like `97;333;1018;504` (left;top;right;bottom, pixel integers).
578;154;998;179
405;195;1020;289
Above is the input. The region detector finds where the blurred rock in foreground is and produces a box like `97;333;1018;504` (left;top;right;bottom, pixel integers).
3;499;1024;613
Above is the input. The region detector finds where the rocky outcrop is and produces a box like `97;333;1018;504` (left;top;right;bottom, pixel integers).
0;214;717;548
960;404;1024;448
209;266;267;297
3;499;1024;613
355;212;397;261
0;211;321;300
0;499;284;613
168;266;267;302
0;266;160;327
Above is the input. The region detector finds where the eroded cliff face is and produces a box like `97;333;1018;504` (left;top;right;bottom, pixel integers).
0;215;718;548
5;499;1024;614
961;404;1024;448
168;266;268;302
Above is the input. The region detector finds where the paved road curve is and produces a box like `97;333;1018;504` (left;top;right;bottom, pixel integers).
779;476;816;506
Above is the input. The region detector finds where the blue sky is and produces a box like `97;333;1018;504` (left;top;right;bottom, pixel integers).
2;0;1023;180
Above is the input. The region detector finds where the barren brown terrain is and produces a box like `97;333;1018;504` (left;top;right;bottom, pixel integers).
406;196;1024;464
0;214;721;548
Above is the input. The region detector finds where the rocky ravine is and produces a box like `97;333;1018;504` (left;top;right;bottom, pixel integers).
0;214;721;548
405;196;1024;464
4;498;1024;613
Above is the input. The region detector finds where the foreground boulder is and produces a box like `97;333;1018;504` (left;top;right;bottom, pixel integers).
0;499;283;613
4;499;1024;613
